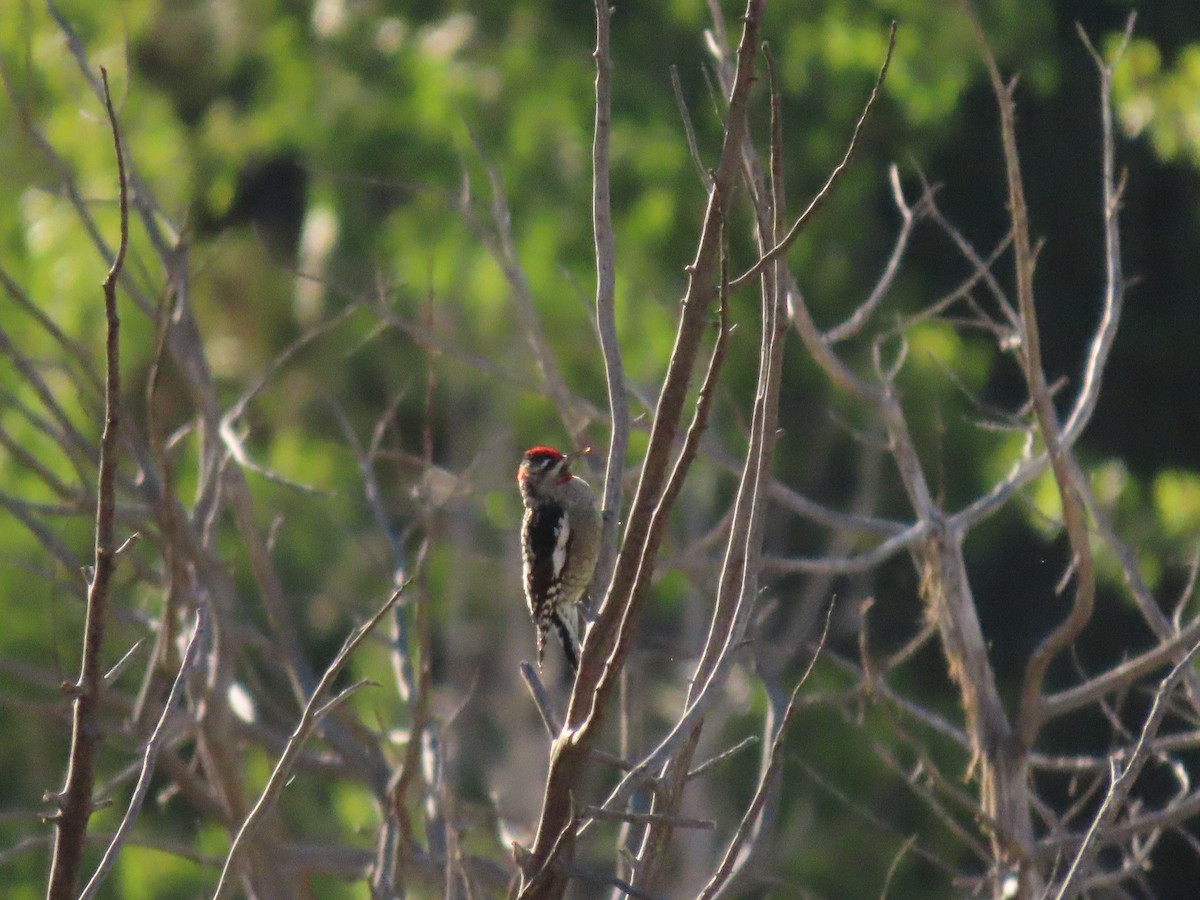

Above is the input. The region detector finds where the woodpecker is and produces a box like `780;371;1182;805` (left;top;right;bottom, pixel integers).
517;446;602;672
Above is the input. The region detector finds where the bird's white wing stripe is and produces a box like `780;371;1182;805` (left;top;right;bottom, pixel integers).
552;518;570;583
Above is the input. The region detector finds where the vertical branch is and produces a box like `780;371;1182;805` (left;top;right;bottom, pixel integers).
518;4;766;897
622;252;731;894
968;18;1096;751
636;40;792;892
1062;15;1133;440
46;65;128;900
691;47;791;895
383;534;433;889
626;36;792;889
726;25;897;295
591;0;628;608
573;0;765;718
691;40;789;700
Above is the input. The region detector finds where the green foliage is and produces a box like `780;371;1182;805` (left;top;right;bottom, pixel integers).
1114;36;1200;165
1153;468;1200;541
114;845;205;900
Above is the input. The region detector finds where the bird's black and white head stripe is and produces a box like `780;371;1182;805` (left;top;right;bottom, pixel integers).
517;445;571;495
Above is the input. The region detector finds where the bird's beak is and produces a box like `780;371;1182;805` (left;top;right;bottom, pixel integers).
565;447;593;462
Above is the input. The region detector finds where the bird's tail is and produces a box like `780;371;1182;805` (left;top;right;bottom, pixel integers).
549;608;580;674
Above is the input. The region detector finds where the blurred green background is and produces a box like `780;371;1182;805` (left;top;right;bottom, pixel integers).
3;0;1200;896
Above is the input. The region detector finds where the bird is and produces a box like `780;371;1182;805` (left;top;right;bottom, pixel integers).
516;446;602;673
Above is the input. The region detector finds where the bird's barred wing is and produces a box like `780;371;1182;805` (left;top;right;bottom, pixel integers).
522;504;570;618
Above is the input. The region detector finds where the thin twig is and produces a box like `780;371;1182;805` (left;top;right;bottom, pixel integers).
1052;638;1200;900
825;165;929;343
879;835;918;900
463;141;590;450
686;735;759;781
1040;613;1200;722
79;611;206;900
697;599;835;899
761;520;929;575
950;16;1134;536
671;65;712;188
794;759;961;880
591;0;629;612
728;23;897;293
582;807;714;830
768;479;906;537
520;662;562;737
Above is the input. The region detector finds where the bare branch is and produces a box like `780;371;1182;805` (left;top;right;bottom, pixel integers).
671;65;712;189
47;66;128;900
576;257;734;879
951;16;1134;536
582;807;714;830
1039;613;1200;723
464;144;591;450
728;22;896;293
79;611;206;900
768;477;906;536
879;834;918;900
762;519;928;575
1051;638;1200;900
794;758;962;880
591;0;629;610
967;14;1097;753
825;164;930;343
686;735;759;781
520;661;562;737
1062;12;1134;440
213;584;408;898
697;599;835;899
